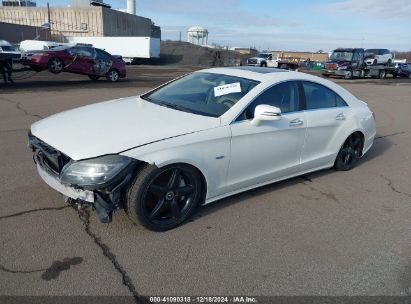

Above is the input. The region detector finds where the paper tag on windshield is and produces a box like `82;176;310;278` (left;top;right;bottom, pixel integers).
214;82;241;97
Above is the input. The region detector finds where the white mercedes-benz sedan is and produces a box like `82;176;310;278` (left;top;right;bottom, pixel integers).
29;67;376;231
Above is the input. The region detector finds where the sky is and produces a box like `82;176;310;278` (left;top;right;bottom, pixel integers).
31;0;411;51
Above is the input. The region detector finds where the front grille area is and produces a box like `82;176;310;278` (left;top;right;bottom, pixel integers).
248;59;257;64
28;132;71;176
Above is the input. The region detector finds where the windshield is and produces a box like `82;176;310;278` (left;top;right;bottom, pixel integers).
330;51;353;61
141;72;260;117
0;45;18;52
257;53;271;59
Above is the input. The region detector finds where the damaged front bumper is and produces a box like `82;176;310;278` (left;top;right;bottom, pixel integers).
29;133;139;223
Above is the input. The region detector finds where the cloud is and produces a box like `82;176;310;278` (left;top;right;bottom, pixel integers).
320;0;411;19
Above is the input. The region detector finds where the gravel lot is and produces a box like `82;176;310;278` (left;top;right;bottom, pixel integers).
0;66;410;300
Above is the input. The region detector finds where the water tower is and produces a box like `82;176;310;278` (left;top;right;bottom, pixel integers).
187;26;208;46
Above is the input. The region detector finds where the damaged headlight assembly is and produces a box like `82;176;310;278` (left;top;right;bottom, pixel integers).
60;155;133;187
59;155;138;224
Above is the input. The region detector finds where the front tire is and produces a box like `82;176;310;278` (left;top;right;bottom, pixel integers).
106;69;120;82
334;133;363;171
126;164;202;231
261;62;267;67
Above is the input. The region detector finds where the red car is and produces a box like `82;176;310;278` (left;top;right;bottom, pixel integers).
22;45;126;82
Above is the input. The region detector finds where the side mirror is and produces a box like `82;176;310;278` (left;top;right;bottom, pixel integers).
251;104;281;126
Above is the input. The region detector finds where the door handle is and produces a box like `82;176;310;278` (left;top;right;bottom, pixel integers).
335;113;346;120
289;118;304;127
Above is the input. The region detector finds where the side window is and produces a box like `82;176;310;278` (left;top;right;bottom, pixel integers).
336;95;348;107
302;81;347;110
352;51;359;61
358;50;364;60
77;47;95;58
96;49;111;61
241;81;300;120
67;47;79;56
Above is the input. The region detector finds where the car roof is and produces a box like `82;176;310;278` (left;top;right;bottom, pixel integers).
199;67;316;83
0;40;12;46
197;67;359;105
334;48;364;52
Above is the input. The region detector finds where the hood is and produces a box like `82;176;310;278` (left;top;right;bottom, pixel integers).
248;57;263;61
31;97;220;160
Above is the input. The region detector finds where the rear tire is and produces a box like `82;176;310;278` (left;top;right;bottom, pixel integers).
47;58;64;74
334;133;363;171
126;164;202;231
379;70;386;79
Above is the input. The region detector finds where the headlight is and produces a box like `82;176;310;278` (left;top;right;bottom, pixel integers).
338;66;347;70
60;155;133;186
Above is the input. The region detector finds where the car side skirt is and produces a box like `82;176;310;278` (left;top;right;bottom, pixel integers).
203;163;334;205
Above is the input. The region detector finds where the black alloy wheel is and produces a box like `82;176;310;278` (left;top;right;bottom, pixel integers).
127;164;202;231
334;133;363;171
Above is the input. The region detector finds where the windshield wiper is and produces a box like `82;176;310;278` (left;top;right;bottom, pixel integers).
157;102;195;114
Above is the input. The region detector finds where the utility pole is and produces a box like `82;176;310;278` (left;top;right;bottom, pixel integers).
47;2;51;41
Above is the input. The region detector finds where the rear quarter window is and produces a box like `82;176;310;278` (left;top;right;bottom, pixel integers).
302;81;348;110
